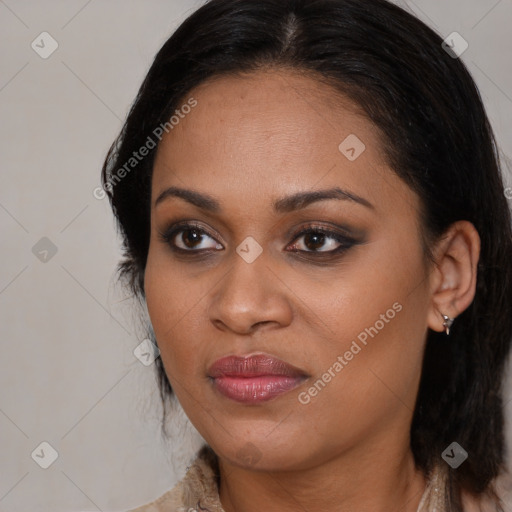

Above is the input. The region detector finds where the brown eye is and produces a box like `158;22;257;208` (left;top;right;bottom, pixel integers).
160;222;223;252
303;232;327;251
179;228;206;249
289;228;351;253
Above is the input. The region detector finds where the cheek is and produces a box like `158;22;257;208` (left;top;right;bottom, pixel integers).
144;249;215;389
145;244;191;330
297;299;426;451
144;253;190;365
297;239;428;402
297;232;426;346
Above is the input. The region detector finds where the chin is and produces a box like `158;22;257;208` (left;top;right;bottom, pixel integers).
210;433;314;472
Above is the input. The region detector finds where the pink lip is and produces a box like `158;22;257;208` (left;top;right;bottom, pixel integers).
208;354;308;404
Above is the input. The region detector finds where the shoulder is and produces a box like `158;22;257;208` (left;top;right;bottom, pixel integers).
461;469;512;512
127;445;224;512
127;483;185;512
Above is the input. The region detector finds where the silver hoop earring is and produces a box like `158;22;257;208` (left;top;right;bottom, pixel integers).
442;314;454;335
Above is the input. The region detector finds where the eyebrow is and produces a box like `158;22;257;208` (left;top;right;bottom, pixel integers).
154;185;374;213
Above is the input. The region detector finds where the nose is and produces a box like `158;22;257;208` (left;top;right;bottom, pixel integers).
207;250;293;335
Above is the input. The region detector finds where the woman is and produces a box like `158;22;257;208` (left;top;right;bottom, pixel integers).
101;0;512;510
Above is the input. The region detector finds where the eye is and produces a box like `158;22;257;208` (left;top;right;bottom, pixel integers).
159;222;223;252
159;221;359;257
287;225;356;254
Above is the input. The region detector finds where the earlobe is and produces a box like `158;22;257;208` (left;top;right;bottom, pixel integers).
427;221;481;335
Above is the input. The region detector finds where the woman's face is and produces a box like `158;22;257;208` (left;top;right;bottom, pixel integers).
145;69;434;472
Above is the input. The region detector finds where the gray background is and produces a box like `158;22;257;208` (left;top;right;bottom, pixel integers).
1;1;511;511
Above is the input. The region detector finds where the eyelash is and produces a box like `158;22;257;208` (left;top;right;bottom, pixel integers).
158;221;359;258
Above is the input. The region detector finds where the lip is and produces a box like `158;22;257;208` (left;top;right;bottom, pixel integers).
208;354;308;404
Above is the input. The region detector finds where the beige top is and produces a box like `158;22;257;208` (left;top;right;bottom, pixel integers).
127;446;512;512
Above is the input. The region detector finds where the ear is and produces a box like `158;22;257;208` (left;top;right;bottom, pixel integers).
427;220;481;333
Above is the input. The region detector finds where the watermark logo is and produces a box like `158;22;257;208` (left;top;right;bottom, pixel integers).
236;236;263;264
94;97;198;200
32;237;58;263
442;32;469;59
298;302;403;405
339;134;366;161
133;338;160;366
442;442;468;469
31;441;58;469
236;442;263;466
31;32;58;59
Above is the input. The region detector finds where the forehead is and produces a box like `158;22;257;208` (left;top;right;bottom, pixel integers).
151;68;415;219
161;68;379;158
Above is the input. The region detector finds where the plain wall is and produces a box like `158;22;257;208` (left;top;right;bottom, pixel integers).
1;1;511;510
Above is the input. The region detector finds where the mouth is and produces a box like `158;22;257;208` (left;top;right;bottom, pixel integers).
208;353;308;404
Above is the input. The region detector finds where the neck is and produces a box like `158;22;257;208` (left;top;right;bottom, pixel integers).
218;442;427;512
